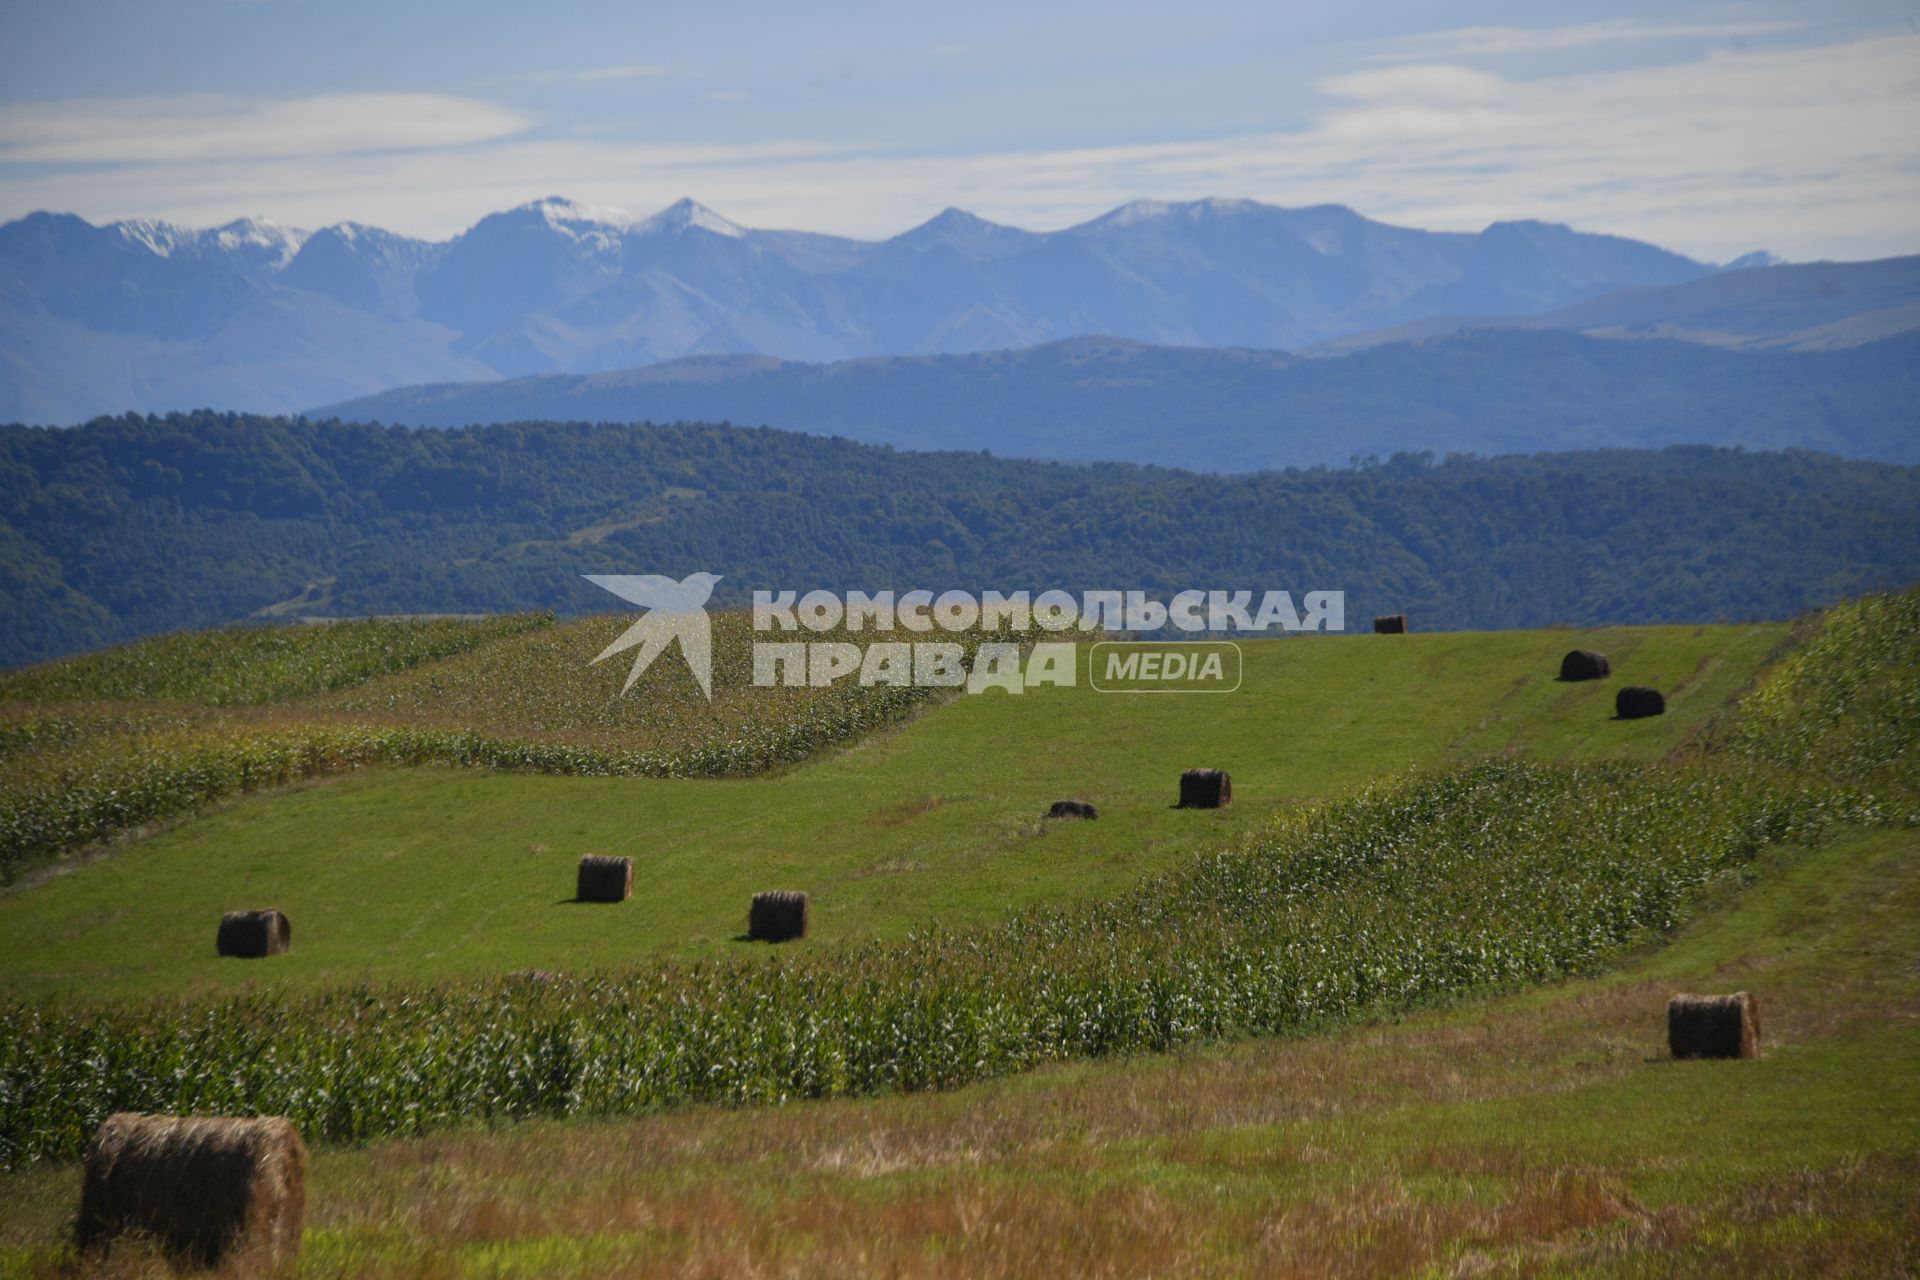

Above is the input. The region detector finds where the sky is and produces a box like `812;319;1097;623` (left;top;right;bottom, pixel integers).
1;1;1916;261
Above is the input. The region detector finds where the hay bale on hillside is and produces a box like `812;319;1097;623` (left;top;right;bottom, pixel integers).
1178;768;1232;809
576;854;634;903
1668;992;1761;1059
1559;649;1611;681
1616;686;1666;719
1046;800;1098;820
749;890;809;942
75;1112;307;1273
1373;614;1408;634
216;909;290;959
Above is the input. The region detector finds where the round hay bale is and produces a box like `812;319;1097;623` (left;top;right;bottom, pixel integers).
75;1112;306;1273
576;854;634;903
1558;649;1611;681
1615;686;1666;719
1178;768;1232;809
749;890;809;942
1372;613;1408;634
1668;992;1761;1059
216;909;290;959
1046;800;1098;820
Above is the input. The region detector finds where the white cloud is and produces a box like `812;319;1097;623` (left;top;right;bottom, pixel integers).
1318;64;1507;105
508;64;671;86
0;93;530;164
1380;18;1805;60
1;31;1914;262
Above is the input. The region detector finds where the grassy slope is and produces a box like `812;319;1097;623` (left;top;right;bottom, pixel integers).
2;817;1911;1276
0;623;1783;1001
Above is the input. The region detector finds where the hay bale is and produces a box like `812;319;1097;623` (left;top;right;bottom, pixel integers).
575;854;634;903
748;890;809;942
1559;649;1611;681
1616;686;1666;719
75;1112;306;1273
216;909;290;959
1046;800;1098;820
1178;768;1232;809
1373;613;1408;634
1668;992;1761;1059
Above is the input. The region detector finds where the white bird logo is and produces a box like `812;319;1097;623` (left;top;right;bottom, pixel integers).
583;571;723;698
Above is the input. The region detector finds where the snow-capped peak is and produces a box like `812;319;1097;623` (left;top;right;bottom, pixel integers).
514;195;634;230
1101;199;1174;227
635;197;743;238
1096;197;1266;229
912;207;1006;234
206;217;308;266
109;215;307;266
111;218;192;257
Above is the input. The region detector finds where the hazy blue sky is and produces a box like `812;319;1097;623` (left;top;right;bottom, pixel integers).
2;1;1916;260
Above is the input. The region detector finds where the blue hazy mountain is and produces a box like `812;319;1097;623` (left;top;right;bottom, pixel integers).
2;195;1738;423
1312;256;1920;354
313;329;1920;471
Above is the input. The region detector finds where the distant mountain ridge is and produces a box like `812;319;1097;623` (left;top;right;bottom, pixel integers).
1312;256;1920;354
2;195;1743;423
315;329;1920;470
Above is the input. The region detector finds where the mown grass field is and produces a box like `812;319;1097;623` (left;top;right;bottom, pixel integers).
5;588;1916;1277
0;621;1783;1000
2;814;1912;1276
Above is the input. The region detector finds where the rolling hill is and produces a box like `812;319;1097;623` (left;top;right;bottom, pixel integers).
314;328;1920;469
5;413;1920;667
0;619;1786;1000
0;585;1914;1278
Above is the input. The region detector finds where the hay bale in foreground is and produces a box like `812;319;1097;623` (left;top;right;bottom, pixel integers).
1616;686;1666;719
1668;992;1761;1059
1559;649;1612;681
216;909;290;959
1178;768;1232;809
1046;800;1098;820
749;890;809;942
75;1112;306;1273
1373;613;1408;634
576;854;634;903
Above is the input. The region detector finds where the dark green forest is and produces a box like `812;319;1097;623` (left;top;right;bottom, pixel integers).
3;412;1917;667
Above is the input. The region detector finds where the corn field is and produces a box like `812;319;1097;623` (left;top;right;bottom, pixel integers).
1;589;1913;1168
0;759;1889;1167
0;613;990;883
0;613;555;706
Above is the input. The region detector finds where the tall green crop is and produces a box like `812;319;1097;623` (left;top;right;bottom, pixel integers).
0;760;1883;1167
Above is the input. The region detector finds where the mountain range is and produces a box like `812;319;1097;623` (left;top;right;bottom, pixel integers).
1311;256;1920;353
3;195;1768;425
316;329;1920;471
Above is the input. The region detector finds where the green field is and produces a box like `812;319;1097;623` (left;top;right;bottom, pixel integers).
2;797;1913;1276
0;622;1783;1000
5;590;1917;1277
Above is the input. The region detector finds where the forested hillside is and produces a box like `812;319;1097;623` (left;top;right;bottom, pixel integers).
3;412;1917;666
